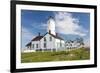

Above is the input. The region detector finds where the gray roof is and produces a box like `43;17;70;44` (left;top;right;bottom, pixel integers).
26;32;64;46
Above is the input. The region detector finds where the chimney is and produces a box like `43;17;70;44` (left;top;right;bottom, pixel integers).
49;30;51;34
38;32;40;36
56;33;58;36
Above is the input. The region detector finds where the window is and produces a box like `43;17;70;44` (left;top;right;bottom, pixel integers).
44;43;46;48
57;43;59;48
60;43;62;47
28;46;30;48
50;36;52;41
36;44;38;48
44;37;46;41
32;44;34;48
70;44;72;46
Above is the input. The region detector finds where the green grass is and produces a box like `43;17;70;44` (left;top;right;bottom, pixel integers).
21;48;90;63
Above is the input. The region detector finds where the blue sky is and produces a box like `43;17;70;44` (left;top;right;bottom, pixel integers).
21;10;90;48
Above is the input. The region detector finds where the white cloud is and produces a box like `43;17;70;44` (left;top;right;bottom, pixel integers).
54;12;88;36
22;27;35;48
22;27;35;40
40;23;47;30
31;22;47;30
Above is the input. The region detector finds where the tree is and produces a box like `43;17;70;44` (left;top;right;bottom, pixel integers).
76;37;84;48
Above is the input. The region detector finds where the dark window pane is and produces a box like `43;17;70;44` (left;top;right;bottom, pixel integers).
50;36;52;41
36;44;38;48
44;37;46;41
44;43;46;48
32;44;34;48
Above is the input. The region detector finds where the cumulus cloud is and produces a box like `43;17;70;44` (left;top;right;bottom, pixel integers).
54;12;88;36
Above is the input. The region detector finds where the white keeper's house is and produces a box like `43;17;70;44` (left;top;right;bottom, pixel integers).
25;16;65;52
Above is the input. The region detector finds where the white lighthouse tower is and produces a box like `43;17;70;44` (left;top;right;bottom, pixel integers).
47;16;56;35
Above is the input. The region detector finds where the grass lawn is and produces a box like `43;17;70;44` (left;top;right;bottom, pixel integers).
21;48;90;63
